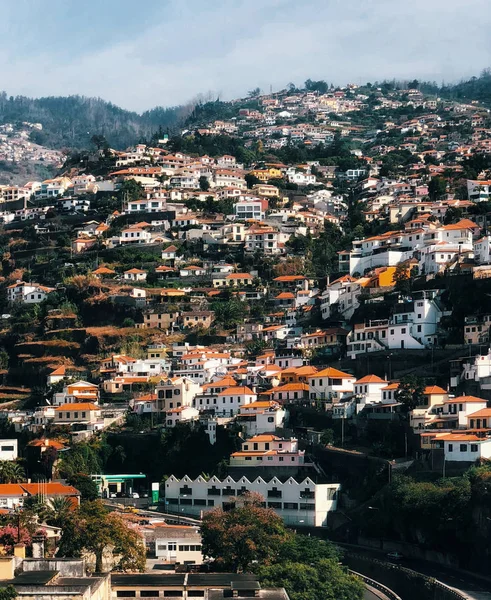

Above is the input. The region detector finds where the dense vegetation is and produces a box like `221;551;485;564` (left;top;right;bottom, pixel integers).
0;92;189;149
201;493;364;600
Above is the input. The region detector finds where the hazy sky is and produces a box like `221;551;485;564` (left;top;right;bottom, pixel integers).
1;0;491;112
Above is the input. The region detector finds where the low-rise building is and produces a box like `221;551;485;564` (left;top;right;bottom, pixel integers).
164;474;340;526
154;523;203;564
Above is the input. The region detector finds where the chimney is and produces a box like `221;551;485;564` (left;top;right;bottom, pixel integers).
32;534;46;559
13;544;25;559
303;278;309;291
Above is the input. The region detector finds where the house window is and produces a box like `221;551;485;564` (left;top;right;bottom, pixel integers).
471;444;478;452
460;444;468;452
448;444;453;452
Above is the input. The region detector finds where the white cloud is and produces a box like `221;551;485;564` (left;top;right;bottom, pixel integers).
0;0;490;111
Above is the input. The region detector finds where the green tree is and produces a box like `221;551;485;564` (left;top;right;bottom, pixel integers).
428;176;447;200
46;497;74;528
304;79;329;94
58;500;145;572
395;375;425;411
393;263;411;294
119;179;144;203
257;559;363;600
201;492;288;572
0;461;25;483
199;176;210;192
210;299;247;329
0;585;17;600
66;473;100;501
245;173;261;189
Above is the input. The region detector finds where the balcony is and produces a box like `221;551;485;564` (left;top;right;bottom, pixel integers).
267;490;282;498
208;488;221;496
300;491;315;500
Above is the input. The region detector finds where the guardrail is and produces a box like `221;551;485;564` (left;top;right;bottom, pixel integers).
345;552;468;600
349;569;402;600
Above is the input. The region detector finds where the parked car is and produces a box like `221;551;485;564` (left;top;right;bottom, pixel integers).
131;492;140;499
386;551;404;561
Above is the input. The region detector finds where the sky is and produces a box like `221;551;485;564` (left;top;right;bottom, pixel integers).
1;0;491;113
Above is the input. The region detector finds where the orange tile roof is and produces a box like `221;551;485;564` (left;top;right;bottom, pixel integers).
466;408;491;418
248;434;280;442
275;292;295;299
381;383;399;390
21;483;80;496
445;395;487;404
355;374;387;384
27;438;65;450
54;402;99;411
243;400;280;409
217;386;255;396
436;434;482;442
270;382;309;392
273;275;306;282
0;484;26;496
93;266;115;275
311;367;355;379
424;386;447;395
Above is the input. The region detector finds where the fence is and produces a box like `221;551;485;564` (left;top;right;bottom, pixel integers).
349;569;402;600
344;553;467;600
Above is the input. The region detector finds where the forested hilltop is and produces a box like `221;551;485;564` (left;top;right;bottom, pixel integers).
3;69;491;154
0;92;190;149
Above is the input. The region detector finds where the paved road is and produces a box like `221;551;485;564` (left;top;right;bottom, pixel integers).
363;584;391;600
340;544;491;599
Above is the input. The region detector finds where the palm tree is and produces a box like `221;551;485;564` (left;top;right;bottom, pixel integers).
0;461;25;483
46;497;73;528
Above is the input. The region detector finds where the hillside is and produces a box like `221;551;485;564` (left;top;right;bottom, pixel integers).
440;69;491;104
0;92;192;150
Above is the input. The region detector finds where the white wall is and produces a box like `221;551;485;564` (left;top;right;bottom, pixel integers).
0;440;17;461
165;475;340;527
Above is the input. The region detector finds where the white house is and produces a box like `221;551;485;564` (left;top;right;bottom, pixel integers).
120;227;152;245
307;367;355;402
165;406;200;428
437;433;491;463
7;282;54;304
123;268;147;282
216;386;257;416
236;401;286;437
164;474;340;526
354;374;388;412
0;440;17;461
156;377;202;412
154;524;203;565
229;435;304;468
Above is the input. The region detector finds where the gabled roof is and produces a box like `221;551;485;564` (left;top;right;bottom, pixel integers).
310;367;354;379
217;386;255;396
355;374;387;384
445;395;487;404
424;385;447;395
466;408;491;419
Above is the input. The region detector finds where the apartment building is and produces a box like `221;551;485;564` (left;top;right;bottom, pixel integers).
164;474;340;526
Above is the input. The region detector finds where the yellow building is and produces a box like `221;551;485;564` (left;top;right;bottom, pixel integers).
248;167;283;182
